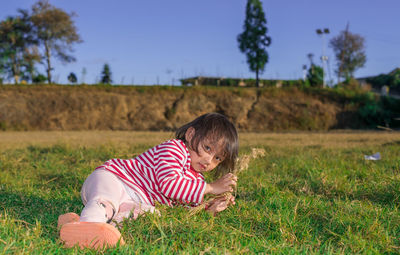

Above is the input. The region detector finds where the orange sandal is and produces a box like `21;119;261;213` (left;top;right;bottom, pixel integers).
60;222;125;249
57;212;80;228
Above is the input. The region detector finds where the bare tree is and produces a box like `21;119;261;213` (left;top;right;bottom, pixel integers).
329;24;366;82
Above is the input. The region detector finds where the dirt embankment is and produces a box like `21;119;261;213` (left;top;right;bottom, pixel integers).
0;85;356;131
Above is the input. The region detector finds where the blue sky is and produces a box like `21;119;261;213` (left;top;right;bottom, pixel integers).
2;0;399;85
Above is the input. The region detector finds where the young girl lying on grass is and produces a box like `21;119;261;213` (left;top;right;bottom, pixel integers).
58;112;238;249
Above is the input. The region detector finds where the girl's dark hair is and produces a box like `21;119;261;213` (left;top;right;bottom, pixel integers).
175;112;238;173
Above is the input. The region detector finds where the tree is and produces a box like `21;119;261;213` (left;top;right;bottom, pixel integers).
237;0;271;87
100;63;112;84
307;64;324;87
30;0;82;84
32;73;46;83
22;45;41;82
367;68;400;90
67;72;77;84
0;59;4;83
329;24;366;82
388;68;400;88
0;10;37;84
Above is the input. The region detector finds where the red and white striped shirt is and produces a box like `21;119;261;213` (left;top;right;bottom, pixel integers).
97;139;206;207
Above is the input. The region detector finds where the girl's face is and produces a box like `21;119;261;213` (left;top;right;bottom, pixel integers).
185;127;225;173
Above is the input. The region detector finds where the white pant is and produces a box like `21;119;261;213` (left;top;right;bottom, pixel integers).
80;168;155;223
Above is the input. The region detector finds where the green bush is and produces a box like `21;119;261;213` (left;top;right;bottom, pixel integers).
32;74;47;84
302;87;400;129
307;65;324;87
348;91;400;128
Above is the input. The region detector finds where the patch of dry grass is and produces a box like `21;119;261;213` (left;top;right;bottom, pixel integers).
0;131;173;151
0;131;399;151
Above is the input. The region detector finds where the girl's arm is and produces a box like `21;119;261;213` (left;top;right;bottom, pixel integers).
155;141;207;204
206;195;236;216
204;173;237;195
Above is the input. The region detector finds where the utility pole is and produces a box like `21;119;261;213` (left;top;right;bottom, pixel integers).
316;28;330;87
302;65;307;81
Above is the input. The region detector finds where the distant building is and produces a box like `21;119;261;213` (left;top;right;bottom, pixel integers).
356;68;400;97
381;85;389;96
356;75;377;86
180;76;299;87
357;67;400;86
180;76;246;86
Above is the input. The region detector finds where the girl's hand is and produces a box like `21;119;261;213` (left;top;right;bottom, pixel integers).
206;195;236;216
205;173;237;195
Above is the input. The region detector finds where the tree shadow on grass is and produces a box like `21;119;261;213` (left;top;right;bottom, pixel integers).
274;179;400;207
37;171;84;191
382;140;400;147
0;189;82;242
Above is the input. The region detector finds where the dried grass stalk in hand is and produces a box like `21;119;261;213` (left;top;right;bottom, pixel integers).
189;148;265;216
235;148;265;175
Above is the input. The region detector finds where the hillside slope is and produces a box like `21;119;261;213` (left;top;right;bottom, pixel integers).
0;85;397;131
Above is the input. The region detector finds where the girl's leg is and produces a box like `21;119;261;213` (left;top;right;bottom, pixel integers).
80;168;128;222
113;199;157;222
112;182;158;223
60;168;128;249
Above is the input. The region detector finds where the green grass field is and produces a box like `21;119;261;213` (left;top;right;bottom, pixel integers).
0;131;399;254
